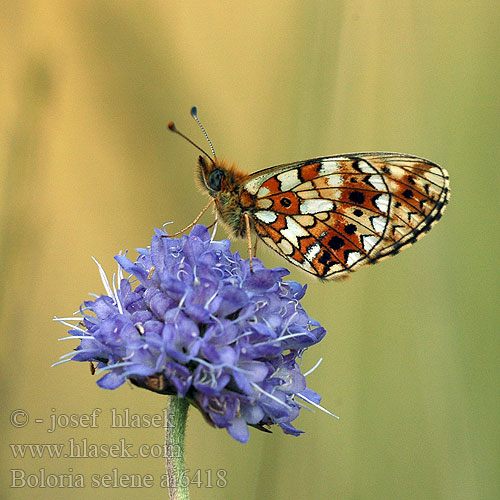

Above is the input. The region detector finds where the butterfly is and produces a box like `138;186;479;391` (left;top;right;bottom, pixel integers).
168;107;450;280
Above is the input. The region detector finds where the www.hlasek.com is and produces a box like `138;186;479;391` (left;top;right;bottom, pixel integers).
10;438;182;459
10;468;228;489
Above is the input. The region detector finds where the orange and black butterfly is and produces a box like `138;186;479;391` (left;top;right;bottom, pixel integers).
168;107;449;280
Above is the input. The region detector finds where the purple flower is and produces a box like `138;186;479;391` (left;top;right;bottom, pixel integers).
55;225;333;442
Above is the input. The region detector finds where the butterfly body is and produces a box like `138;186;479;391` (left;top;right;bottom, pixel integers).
197;156;252;237
195;152;449;280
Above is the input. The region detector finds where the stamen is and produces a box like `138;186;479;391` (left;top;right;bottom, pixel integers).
53;316;84;322
251;383;290;409
51;359;73;367
95;361;135;375
53;317;88;333
91;256;114;298
57;335;93;341
112;271;124;314
297;392;339;419
252;331;308;347
295;400;314;413
303;358;323;377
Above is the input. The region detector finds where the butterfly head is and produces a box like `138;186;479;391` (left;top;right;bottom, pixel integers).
198;155;223;195
197;156;245;199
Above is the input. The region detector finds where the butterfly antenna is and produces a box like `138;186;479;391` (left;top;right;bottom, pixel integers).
190;106;217;159
167;121;213;161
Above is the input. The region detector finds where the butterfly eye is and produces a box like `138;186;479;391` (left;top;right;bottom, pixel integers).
208;169;224;191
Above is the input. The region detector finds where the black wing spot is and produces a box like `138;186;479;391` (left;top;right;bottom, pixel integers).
328;236;345;251
349;191;365;204
354;209;363;217
280;197;292;208
319;250;333;265
391;225;404;236
403;189;414;199
382;166;391;174
318;251;335;275
362;175;372;185
352;159;361;172
345;224;357;235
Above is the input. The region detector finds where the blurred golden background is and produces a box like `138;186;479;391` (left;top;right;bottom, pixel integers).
1;2;499;499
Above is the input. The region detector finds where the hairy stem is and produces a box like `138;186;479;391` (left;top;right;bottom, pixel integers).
165;396;189;500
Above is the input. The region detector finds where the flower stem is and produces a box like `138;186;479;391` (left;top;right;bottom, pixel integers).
165;396;190;500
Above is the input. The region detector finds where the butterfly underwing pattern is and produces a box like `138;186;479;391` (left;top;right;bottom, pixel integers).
196;152;449;279
169;110;450;280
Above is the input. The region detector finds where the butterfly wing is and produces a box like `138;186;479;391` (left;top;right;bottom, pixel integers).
242;153;449;279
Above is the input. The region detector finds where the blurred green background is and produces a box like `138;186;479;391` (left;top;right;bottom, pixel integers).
1;2;499;499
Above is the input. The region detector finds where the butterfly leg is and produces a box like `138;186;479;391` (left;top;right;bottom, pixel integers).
253;235;258;257
163;198;215;238
243;212;253;272
205;219;217;231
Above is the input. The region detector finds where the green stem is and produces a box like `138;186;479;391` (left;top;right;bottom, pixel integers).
165;396;190;500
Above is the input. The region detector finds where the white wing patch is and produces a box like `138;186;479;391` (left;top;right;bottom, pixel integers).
304;243;321;261
346;251;362;266
357;159;376;173
300;199;335;215
371;215;387;233
281;216;309;248
318;159;341;175
257;186;271;197
367;174;386;190
361;235;378;252
254;210;277;224
374;193;390;213
276;169;300;191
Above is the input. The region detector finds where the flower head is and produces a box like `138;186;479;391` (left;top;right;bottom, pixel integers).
55;225;331;442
